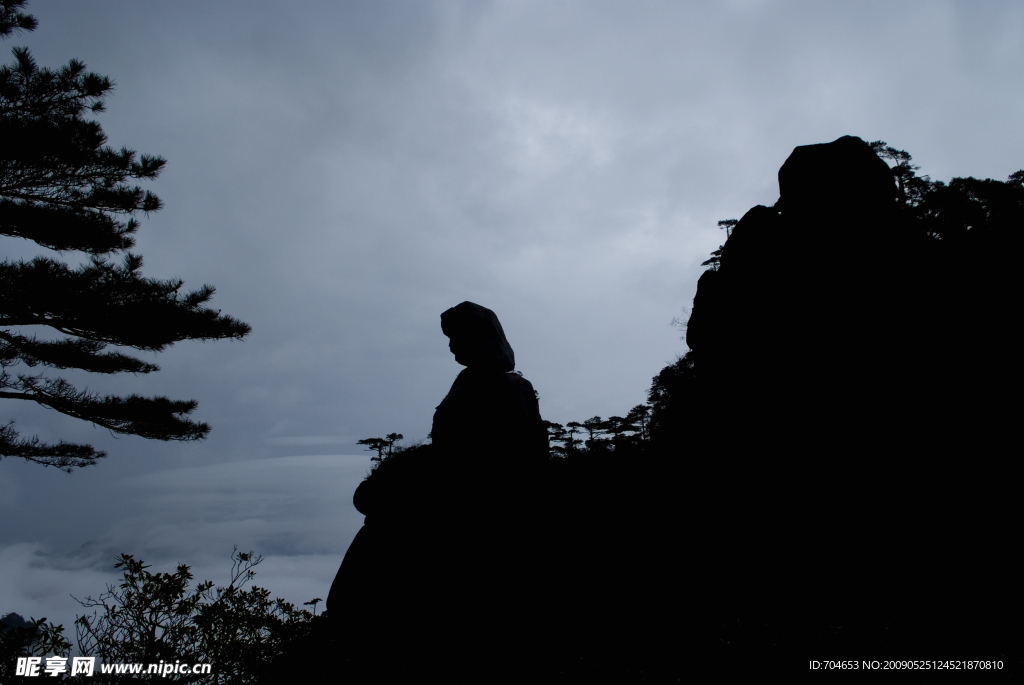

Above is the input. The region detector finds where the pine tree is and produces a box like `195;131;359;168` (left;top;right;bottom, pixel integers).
624;404;650;443
0;1;250;472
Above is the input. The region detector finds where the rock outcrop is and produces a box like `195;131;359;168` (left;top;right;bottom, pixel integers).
679;135;1019;660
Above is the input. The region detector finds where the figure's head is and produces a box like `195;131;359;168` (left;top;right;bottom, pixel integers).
440;301;515;371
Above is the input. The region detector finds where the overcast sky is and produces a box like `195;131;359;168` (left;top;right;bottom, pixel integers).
3;0;1023;634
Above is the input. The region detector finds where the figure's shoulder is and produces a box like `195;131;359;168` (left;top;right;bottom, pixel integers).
452;367;525;391
443;369;539;412
505;371;536;394
506;372;543;419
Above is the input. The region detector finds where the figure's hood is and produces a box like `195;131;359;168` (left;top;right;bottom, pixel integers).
440;301;515;372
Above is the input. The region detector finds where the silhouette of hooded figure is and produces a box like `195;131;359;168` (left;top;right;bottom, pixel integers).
431;301;548;471
326;302;548;674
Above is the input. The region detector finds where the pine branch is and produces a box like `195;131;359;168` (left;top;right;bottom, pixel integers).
0;421;104;471
0;329;159;373
0;199;137;252
0;48;112;120
3;376;210;441
0;1;36;38
0;256;251;349
0;122;164;213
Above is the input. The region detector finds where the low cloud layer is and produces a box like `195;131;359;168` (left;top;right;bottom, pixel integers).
1;455;366;631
